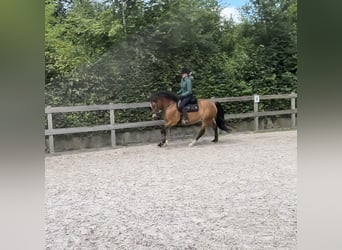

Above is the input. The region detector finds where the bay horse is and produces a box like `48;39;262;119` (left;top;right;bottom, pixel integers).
150;91;230;147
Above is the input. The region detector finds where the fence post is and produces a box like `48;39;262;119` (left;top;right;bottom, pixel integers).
47;106;55;153
291;92;296;128
109;103;116;147
253;95;259;131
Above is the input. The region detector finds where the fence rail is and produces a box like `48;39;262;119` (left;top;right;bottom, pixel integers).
45;93;297;153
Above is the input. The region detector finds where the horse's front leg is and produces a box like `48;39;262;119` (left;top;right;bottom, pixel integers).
157;119;178;147
158;126;167;147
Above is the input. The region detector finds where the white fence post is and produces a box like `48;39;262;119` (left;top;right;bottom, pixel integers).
291;92;296;128
253;95;259;131
47;106;55;153
109;103;116;147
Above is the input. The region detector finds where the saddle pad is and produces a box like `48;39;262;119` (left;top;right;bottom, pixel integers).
184;104;199;112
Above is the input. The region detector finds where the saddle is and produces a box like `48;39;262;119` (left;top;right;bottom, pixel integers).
177;96;199;113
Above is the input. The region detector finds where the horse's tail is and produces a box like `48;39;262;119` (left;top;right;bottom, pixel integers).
215;102;231;133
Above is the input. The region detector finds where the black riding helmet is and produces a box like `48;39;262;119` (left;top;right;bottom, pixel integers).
181;67;191;74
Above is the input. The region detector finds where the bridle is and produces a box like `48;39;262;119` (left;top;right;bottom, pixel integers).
150;101;162;119
150;97;175;119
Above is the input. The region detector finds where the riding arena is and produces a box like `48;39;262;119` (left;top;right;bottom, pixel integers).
46;129;297;249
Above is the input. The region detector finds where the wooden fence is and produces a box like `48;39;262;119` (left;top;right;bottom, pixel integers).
45;93;297;153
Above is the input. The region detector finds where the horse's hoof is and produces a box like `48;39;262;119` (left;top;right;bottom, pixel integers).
211;139;218;143
188;140;196;147
157;142;163;147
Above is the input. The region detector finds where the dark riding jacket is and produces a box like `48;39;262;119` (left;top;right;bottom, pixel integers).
177;76;192;98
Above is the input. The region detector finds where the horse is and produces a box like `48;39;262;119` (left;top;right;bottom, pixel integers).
149;91;231;147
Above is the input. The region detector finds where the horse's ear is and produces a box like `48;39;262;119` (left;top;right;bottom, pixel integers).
150;95;157;102
149;92;156;101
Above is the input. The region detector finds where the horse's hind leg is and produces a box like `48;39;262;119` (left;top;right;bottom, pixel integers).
211;119;218;142
189;124;206;147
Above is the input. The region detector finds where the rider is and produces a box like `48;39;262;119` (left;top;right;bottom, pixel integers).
177;67;194;125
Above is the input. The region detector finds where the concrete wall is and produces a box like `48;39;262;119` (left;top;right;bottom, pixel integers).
46;117;295;153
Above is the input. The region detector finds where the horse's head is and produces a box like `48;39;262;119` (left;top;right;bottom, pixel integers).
149;91;179;119
150;99;161;119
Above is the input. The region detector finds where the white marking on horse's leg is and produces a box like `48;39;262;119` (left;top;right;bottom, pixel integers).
189;140;197;147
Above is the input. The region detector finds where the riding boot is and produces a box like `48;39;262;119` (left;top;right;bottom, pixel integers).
182;109;189;125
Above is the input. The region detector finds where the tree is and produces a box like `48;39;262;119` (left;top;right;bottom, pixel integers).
240;0;297;95
45;0;297;126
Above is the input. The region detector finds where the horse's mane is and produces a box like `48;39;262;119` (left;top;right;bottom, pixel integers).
150;91;179;102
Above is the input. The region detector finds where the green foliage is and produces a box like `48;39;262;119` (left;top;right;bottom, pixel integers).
45;0;297;128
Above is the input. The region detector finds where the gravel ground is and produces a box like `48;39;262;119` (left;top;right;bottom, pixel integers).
46;130;297;249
